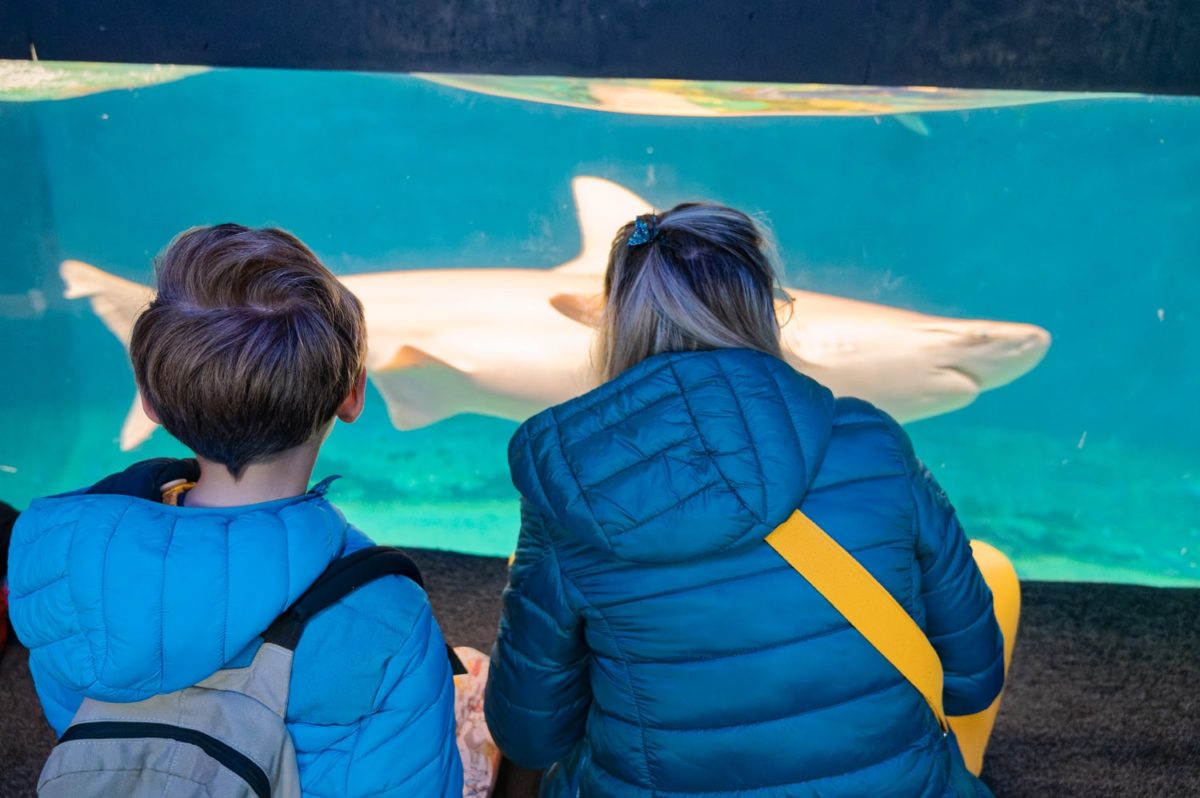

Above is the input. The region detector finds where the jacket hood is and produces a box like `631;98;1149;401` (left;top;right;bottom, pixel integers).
7;483;347;704
509;349;836;564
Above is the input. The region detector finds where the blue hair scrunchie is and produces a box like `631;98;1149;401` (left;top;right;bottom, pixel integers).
626;214;660;247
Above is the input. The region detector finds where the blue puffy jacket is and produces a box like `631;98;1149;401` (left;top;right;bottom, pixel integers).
8;479;462;797
486;349;1004;797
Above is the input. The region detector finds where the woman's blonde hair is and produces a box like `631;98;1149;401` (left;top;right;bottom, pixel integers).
598;202;786;381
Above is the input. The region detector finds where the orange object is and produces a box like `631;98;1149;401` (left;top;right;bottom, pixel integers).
949;540;1021;775
161;481;197;506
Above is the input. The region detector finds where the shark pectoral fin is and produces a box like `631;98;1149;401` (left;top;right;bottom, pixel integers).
549;293;605;328
372;346;476;430
555;176;654;275
60;259;154;348
120;392;158;451
379;344;454;372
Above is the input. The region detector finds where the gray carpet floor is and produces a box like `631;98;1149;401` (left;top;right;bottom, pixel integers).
3;549;1199;797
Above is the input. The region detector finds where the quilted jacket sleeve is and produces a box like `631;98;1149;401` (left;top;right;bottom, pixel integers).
910;460;1006;716
485;498;590;768
28;663;84;736
287;575;462;798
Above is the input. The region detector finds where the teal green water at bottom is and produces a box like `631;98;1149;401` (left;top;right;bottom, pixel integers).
330;418;1199;587
15;396;1193;587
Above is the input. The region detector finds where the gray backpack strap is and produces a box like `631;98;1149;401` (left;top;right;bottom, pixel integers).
196;641;295;718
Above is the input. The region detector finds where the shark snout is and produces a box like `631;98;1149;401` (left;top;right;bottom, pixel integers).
934;321;1051;391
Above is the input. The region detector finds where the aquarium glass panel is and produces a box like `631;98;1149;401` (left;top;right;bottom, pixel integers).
1;62;1197;585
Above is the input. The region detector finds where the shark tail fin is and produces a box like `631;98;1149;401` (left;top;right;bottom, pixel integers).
60;259;159;450
555;176;654;276
61;259;154;347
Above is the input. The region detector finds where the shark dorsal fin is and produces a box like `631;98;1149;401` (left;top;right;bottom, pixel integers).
549;293;605;328
555;177;654;276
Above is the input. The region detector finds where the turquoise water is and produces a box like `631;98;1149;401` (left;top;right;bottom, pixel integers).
1;68;1197;585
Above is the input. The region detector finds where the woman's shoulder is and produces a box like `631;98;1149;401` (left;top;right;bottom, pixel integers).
809;397;920;500
831;396;917;455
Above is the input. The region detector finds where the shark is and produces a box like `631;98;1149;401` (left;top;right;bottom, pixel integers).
416;74;1115;118
60;176;1050;451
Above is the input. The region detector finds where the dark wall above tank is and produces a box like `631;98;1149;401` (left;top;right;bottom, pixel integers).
2;0;1199;95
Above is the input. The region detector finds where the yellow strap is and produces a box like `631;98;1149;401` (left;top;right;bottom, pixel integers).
766;510;949;732
161;481;196;506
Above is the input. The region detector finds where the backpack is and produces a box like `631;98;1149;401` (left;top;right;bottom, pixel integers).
38;545;452;798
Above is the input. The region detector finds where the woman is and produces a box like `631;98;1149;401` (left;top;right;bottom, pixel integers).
485;203;1009;797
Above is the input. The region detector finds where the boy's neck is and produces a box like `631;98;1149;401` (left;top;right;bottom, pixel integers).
184;444;321;508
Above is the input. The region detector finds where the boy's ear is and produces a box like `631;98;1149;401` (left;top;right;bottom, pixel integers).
139;392;161;424
336;369;367;424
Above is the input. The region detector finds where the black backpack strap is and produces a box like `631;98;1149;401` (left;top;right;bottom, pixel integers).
263;546;466;674
84;457;201;501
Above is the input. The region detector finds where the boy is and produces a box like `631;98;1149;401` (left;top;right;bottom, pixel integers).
7;225;462;796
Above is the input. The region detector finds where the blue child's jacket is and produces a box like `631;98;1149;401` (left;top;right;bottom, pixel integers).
8;479;463;797
486;349;1004;797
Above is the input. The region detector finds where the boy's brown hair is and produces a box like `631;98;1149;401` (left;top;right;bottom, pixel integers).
130;224;367;477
